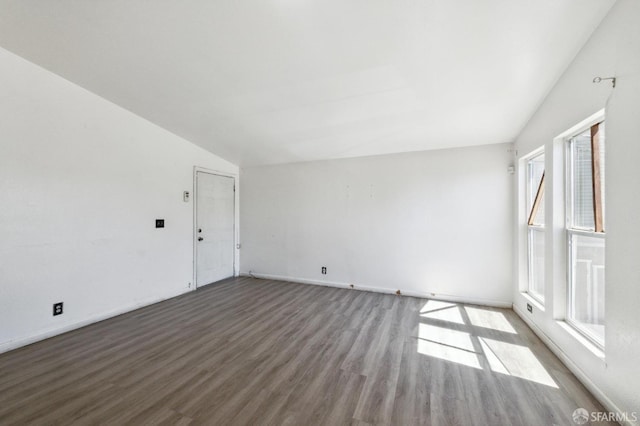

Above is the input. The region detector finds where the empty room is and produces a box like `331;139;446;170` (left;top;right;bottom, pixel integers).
1;0;639;425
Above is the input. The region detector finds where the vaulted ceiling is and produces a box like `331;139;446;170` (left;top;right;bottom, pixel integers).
0;0;615;166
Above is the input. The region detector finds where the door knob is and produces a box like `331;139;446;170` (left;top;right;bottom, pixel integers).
198;237;204;241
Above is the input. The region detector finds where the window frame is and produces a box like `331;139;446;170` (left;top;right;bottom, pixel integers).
525;150;545;305
565;120;606;349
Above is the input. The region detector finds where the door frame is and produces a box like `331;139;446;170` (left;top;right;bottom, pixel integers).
192;166;239;290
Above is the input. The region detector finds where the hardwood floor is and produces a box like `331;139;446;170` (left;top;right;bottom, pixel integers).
0;277;613;425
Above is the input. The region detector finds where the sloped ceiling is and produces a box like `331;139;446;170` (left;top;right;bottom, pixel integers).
0;0;615;166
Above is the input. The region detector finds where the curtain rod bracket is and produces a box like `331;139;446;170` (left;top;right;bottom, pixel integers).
593;76;616;88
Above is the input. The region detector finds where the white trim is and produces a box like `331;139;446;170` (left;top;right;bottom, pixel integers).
522;145;546;162
560;108;605;241
0;288;190;355
240;272;512;308
520;146;546;301
568;228;606;238
563;115;607;350
554;109;606;142
556;320;605;359
193;166;240;289
512;305;633;425
521;291;546;312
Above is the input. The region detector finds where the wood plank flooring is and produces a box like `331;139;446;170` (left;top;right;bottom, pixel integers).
0;277;613;425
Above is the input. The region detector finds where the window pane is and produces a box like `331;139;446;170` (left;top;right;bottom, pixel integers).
569;233;605;345
528;228;544;302
527;153;545;225
570;129;595;229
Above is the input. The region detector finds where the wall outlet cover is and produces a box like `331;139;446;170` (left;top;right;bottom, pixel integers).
53;302;63;316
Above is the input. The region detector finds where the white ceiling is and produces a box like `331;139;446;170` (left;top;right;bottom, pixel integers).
0;0;615;166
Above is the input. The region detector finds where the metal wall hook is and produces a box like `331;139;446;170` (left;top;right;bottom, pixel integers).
593;76;616;88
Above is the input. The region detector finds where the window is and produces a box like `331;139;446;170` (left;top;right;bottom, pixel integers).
526;152;545;303
566;121;605;347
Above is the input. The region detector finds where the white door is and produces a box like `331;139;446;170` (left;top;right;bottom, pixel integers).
196;172;235;287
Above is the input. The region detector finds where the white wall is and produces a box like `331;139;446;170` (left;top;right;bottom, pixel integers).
241;143;514;306
0;47;239;353
513;0;640;421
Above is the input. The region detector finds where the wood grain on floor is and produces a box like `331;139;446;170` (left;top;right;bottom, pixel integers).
0;277;613;425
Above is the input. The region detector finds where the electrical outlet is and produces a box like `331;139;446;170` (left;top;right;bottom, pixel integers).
321;266;327;275
527;303;533;313
53;302;63;316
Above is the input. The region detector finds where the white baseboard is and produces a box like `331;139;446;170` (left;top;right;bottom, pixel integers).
240;272;512;308
0;288;191;355
513;305;633;426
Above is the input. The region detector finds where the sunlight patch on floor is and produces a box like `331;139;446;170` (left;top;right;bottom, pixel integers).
417;323;482;369
420;300;458;314
421;305;465;324
464;307;517;334
479;337;558;388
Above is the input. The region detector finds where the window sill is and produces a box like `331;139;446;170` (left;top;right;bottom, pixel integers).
521;292;545;312
556;320;605;361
